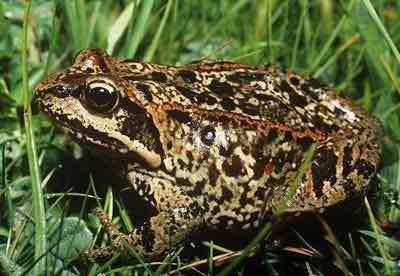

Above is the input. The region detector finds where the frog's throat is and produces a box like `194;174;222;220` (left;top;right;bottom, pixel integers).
109;131;162;168
59;123;162;169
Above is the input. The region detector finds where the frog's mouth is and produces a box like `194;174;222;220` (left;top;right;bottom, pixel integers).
34;87;163;169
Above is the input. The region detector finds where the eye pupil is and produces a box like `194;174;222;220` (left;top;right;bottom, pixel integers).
84;83;119;113
90;87;112;106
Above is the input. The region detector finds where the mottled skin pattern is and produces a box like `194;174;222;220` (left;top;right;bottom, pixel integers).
34;48;382;260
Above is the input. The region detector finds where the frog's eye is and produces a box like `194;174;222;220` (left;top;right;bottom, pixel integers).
83;81;119;113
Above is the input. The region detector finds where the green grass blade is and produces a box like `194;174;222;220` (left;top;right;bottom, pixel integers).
143;0;173;62
389;148;400;222
199;0;248;48
218;222;273;276
86;1;101;48
266;0;272;62
319;217;351;276
313;34;360;78
21;1;47;274
64;1;80;50
44;1;57;78
208;241;214;275
277;144;316;213
290;0;308;69
107;1;135;55
1;143;13;228
308;0;356;74
124;0;155;58
76;0;88;48
364;198;392;276
361;0;400;66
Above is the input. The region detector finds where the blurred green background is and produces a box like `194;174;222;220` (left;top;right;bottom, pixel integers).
0;0;399;275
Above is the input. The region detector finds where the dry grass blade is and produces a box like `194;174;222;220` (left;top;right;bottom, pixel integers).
167;249;256;275
283;246;315;257
379;55;400;94
200;38;236;61
319;216;352;276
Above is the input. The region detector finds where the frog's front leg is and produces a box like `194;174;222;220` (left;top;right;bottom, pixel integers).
93;169;205;260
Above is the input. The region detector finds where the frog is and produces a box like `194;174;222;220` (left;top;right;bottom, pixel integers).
34;48;382;260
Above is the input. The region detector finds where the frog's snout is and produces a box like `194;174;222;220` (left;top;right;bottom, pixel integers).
32;81;46;105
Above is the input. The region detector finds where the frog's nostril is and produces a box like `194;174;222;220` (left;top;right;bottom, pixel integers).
33;84;44;101
46;85;71;98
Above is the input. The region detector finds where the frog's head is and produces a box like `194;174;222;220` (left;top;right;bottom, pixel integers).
34;48;162;168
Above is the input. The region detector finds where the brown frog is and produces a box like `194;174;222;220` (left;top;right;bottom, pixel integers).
34;48;382;260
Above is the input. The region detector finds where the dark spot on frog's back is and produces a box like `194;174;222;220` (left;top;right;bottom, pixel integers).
151;71;167;82
168;110;192;124
280;80;308;107
221;98;235;111
308;77;325;90
208;79;234;97
136;83;153;101
222;155;244;177
312;116;338;134
241;102;259;116
254;93;276;102
226;71;265;83
98;58;110;73
280;80;294;93
176;86;216;105
208;163;219;185
177;70;197;83
312;148;338;197
221;186;234;201
265;129;278;143
342;146;353;177
289;92;308;107
289;76;300;86
176;86;197;101
298;136;314;151
300;78;325;100
219;143;235;157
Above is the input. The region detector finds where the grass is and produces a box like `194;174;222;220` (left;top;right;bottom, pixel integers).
0;0;399;275
21;2;47;275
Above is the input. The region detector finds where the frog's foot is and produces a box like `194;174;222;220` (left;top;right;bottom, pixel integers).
89;206;203;260
79;208;122;261
81;207;142;261
80;246;115;262
93;207;121;241
85;170;206;260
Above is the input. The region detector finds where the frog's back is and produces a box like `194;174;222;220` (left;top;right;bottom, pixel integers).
118;58;379;140
118;59;382;225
